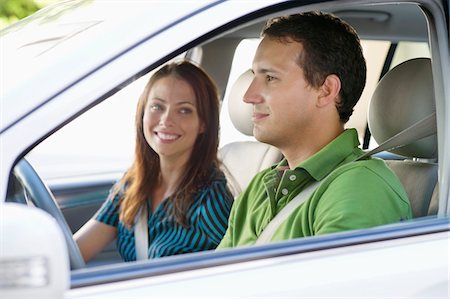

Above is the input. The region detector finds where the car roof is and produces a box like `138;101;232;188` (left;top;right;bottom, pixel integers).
225;3;428;42
0;0;218;132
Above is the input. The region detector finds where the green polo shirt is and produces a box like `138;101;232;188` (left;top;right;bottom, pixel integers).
218;129;412;248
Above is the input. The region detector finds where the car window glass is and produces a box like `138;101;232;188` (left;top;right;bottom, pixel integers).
390;41;431;70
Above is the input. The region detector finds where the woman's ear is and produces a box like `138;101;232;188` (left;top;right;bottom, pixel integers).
317;74;341;107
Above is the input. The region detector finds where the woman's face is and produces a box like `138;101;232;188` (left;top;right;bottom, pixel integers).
143;76;204;162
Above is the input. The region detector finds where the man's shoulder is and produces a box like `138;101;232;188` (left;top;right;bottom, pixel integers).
312;157;412;225
322;157;407;197
331;157;394;178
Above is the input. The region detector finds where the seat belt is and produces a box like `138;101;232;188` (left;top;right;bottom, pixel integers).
356;112;436;161
255;181;320;245
255;112;436;245
135;205;148;260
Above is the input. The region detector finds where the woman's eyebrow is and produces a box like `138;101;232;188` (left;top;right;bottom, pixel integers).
176;100;196;106
150;98;195;106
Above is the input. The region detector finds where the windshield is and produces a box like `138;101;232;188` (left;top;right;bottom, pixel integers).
0;0;215;132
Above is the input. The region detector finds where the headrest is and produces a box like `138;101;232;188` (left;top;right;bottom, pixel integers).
368;58;437;159
228;69;254;136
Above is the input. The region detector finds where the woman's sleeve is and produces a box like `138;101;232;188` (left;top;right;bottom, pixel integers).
94;185;123;228
198;180;234;245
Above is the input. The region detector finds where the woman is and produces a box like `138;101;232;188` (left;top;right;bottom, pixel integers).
75;61;233;262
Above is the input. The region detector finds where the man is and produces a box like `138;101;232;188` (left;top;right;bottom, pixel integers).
218;12;412;248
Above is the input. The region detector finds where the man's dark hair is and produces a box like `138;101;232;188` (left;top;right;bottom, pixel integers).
263;11;367;123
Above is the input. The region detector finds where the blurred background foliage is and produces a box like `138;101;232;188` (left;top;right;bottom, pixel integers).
0;0;59;29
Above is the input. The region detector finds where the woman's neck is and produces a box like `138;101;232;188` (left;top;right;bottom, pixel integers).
151;157;188;211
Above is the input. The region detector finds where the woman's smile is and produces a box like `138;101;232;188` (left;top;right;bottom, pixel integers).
155;131;181;142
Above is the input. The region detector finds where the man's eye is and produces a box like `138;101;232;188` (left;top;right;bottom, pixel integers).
266;75;275;82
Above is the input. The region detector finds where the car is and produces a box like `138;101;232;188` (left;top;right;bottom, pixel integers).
1;0;449;298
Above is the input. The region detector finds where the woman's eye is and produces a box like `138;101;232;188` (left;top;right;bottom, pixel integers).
150;104;163;111
179;107;193;114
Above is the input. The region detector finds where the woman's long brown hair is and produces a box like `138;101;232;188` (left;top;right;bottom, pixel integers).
115;61;221;228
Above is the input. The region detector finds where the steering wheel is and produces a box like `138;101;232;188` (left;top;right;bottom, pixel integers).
13;159;86;270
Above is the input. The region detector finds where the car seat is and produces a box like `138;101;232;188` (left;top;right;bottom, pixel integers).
220;70;283;197
368;57;438;217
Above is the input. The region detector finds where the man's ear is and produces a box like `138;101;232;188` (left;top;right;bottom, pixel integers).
317;74;341;107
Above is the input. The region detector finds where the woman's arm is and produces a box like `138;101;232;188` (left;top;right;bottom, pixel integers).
74;219;117;263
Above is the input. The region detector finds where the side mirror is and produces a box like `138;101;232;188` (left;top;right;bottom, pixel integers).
0;203;69;298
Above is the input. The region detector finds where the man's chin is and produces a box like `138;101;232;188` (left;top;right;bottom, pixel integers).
253;130;271;144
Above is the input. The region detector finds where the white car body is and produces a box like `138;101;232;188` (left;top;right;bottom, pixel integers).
1;0;449;298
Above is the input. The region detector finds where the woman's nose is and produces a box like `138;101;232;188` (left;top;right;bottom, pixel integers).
159;109;174;126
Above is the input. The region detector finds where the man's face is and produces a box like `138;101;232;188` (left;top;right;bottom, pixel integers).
244;36;321;151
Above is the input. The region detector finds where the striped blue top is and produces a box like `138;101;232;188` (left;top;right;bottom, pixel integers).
95;170;233;261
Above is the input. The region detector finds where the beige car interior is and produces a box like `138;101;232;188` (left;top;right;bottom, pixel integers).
220;57;438;218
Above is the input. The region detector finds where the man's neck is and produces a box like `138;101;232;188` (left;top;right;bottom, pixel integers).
282;126;344;169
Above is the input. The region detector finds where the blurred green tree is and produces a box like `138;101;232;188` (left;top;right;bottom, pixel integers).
0;0;41;19
0;0;42;28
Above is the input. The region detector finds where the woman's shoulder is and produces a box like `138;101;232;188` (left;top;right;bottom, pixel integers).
210;165;227;180
108;179;128;202
197;166;227;188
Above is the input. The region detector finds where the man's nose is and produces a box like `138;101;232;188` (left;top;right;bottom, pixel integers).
243;78;263;104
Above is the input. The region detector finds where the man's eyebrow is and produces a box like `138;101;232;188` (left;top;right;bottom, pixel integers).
253;67;280;74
